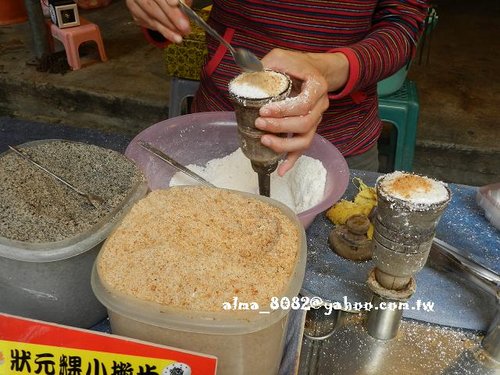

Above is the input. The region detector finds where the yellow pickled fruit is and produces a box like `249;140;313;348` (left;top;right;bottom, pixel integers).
326;178;377;240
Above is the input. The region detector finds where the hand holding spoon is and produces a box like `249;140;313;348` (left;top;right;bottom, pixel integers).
178;1;264;72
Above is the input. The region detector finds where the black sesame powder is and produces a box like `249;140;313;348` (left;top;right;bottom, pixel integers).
0;140;144;243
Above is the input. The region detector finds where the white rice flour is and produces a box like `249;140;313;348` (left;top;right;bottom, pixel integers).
169;148;327;213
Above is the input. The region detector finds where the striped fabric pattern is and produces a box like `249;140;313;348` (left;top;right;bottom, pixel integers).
191;0;428;157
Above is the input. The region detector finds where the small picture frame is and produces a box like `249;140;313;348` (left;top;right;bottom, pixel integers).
50;2;80;28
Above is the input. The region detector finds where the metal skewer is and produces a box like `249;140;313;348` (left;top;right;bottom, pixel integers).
8;145;104;209
431;237;499;298
137;141;215;188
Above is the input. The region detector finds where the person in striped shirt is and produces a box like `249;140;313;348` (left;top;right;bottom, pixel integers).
127;0;429;175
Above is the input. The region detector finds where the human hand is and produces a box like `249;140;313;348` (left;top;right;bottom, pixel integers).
126;0;192;43
257;49;348;176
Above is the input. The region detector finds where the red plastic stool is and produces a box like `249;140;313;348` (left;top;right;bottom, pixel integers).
48;17;107;70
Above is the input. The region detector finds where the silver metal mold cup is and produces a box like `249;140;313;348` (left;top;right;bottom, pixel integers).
372;174;451;286
367;173;451;340
228;71;292;196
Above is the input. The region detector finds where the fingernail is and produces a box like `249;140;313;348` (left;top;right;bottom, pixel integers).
173;34;183;43
261;137;272;146
255;118;267;129
178;18;190;31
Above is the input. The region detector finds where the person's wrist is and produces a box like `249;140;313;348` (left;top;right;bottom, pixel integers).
325;52;349;92
332;52;349;90
307;52;349;92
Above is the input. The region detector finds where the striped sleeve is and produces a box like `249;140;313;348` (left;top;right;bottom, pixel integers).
330;0;429;98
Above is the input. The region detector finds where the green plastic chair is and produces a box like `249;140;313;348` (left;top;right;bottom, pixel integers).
375;7;437;171
168;77;200;118
378;80;419;172
377;6;438;96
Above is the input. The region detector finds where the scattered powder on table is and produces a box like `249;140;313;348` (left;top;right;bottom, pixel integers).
229;70;289;99
379;171;449;205
0;140;144;243
169;148;327;213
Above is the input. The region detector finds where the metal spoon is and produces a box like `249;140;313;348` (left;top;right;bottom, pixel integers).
8;145;105;209
178;1;264;72
137;141;216;188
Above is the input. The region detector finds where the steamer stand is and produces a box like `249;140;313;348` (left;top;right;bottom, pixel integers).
366;174;451;340
300;174;499;374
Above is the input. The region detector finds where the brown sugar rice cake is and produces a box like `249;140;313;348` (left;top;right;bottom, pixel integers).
377;171;449;206
229;70;290;99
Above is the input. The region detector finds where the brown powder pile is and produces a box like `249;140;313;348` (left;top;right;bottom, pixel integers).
386;174;432;200
229;70;289;98
97;186;300;312
379;171;449;205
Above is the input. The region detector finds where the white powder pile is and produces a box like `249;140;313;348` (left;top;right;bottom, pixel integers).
379;171;449;205
229;70;289;99
169;148;327;213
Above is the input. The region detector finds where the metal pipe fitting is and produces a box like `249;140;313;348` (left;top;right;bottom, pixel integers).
366;294;405;340
366;268;416;339
372;217;434;287
375;177;451;236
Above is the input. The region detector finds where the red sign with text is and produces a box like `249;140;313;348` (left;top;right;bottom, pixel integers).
0;314;217;375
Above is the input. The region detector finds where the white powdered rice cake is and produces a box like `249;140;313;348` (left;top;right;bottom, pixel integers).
229;70;290;99
378;171;449;206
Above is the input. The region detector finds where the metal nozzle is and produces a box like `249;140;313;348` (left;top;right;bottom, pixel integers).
252;160;278;197
257;172;271;197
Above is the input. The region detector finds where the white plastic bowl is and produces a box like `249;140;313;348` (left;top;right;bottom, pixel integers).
125;112;349;228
